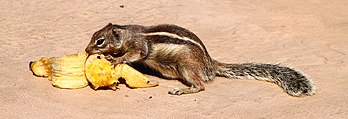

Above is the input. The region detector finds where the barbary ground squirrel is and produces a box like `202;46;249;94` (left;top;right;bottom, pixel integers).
85;23;316;97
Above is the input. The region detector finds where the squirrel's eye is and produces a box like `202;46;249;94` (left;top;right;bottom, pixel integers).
96;38;105;47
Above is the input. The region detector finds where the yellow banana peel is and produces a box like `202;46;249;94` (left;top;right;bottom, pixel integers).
115;64;158;88
29;57;51;77
29;52;158;90
49;52;88;89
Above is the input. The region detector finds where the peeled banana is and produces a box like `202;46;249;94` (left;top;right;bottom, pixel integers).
29;52;158;90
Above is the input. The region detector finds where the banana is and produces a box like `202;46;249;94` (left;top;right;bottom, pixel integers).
29;52;158;90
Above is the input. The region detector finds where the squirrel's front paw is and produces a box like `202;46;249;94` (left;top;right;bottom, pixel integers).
105;55;127;65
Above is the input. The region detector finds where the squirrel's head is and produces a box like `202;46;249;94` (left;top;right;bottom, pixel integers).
85;23;127;56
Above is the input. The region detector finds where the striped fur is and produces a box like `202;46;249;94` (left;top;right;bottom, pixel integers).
140;32;204;51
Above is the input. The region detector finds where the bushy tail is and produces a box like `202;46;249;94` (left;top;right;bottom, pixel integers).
215;61;316;97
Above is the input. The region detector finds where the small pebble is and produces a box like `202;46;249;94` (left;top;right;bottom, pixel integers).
119;5;124;8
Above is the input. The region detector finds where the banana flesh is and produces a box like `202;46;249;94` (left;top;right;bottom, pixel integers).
85;54;118;90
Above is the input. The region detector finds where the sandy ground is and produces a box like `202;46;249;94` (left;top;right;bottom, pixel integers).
1;0;347;118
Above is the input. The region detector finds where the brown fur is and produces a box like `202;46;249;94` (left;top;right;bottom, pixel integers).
85;23;316;96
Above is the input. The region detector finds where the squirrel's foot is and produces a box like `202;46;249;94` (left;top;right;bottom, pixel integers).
168;86;203;95
168;87;184;95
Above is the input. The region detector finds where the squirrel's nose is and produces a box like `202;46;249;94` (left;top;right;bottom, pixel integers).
85;46;92;53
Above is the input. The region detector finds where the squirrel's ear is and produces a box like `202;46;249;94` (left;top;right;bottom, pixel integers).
107;23;113;26
112;25;126;33
112;27;123;36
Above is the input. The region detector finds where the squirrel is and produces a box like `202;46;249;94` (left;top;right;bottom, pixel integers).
85;23;316;97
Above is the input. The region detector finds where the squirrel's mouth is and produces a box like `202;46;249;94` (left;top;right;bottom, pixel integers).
110;52;125;58
91;50;102;54
85;47;104;54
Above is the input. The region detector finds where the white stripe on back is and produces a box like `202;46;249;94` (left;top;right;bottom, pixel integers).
140;32;204;51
